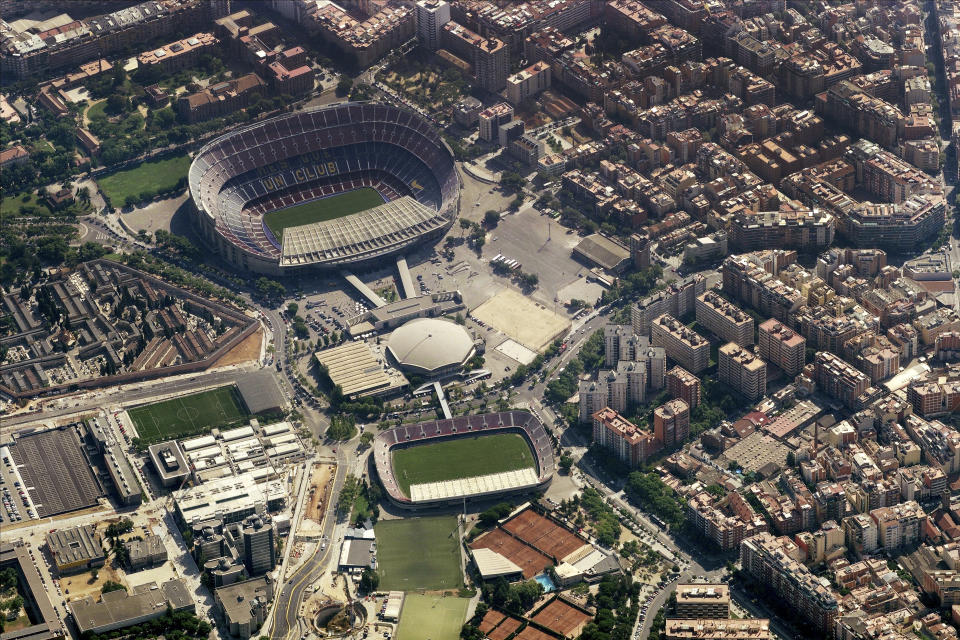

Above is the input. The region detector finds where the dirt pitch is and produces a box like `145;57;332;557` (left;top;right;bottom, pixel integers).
469;529;551;579
531;599;592;638
470;288;570;352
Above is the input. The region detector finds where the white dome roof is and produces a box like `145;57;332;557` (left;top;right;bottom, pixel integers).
387;318;474;374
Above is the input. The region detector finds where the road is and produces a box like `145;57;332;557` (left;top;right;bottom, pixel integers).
270;446;354;640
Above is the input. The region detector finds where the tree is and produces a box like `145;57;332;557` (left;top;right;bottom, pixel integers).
359;568;379;593
327;414;356;441
484;209;500;227
286;302;299;318
559;454;573;471
336;76;354;96
459;218;472;233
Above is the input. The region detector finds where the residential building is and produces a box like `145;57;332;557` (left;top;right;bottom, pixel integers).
674;584;731;619
842;513;878;557
870;501;923;550
695;291;754;347
654;398;690;449
592;407;661;467
718;343;766;401
667;366;701;409
739;533;839;636
813;352;870;408
0;144;29;167
176;73;266;123
721;251;804;323
632;276;707;335
136;32;218;72
758;319;806;376
442;22;508;91
664;618;771;640
415;0;450;51
478;102;514;141
309;4;414;68
651;314;710;373
506;61;551;104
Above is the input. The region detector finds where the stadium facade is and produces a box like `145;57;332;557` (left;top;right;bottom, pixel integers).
373;411;555;508
188;102;460;275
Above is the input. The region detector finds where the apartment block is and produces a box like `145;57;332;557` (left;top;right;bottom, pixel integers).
674;584;730;619
870;501;923;550
665;618;771;640
813;352;870;408
309;3;414;68
478;102;514;141
718;343;766;401
758;319;806;376
506;61;551;105
632;276;706;335
651;314;710;374
176;73;266;123
686;493;766;552
415;0;450;50
592;407;661;467
136;32;218;72
721;251;804;323
667;366;701;409
654;399;690;448
695;291;753;347
442;22;508;91
842;513;878;557
739;533;839;637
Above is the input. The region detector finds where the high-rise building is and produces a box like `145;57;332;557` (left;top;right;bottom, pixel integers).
592;407;661;467
667;366;701;409
739;533;839;637
758;319;806;376
478;102;514;141
695;291;754;347
718;343;766;401
654;398;690;448
415;0;450;50
442;23;508;91
651;314;710;373
506;61;551;104
842;513;878;557
869;501;923;550
241;516;275;576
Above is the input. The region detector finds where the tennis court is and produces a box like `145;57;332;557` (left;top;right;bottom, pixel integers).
127;386;249;445
395;595;469;640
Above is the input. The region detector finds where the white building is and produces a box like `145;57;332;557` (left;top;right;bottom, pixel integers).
415;0;451;51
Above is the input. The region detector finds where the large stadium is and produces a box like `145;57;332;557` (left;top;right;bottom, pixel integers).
188;102;460;275
373;411;555;508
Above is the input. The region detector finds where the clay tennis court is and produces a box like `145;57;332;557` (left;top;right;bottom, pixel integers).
478;610;507;634
487;616;522;640
502;509;586;561
531;599;592;638
470;529;552;579
515;626;557;640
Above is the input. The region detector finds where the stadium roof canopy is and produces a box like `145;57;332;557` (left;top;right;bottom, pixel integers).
386;318;475;375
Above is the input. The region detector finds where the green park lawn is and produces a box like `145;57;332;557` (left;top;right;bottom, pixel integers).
97;153;191;206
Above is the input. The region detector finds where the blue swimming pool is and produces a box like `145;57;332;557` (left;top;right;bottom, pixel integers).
534;573;556;592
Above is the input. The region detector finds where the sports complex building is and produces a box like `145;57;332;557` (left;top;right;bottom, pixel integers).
373;411;554;508
188;102;460;275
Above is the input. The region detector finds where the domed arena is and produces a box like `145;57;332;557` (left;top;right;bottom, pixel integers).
188;102;460;275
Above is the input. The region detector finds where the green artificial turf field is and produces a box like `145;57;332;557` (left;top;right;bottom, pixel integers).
396;594;469;640
376;516;463;591
263;187;384;240
391;433;535;497
97;153;191;205
127;386;249;444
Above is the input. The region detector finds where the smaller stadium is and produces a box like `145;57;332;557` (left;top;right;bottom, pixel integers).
373;411;554;508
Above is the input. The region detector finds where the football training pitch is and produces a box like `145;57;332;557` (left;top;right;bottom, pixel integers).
127;386;249;444
376;515;463;591
396;595;469;640
392;433;535;497
97;153;191;206
263;187;384;240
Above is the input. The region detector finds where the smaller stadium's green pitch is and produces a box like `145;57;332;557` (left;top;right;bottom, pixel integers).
392;433;535;497
127;386;249;445
263;187;385;240
396;594;469;640
376;515;463;591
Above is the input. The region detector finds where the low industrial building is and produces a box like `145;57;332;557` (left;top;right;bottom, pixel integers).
127;534;168;571
70;579;194;635
235;371;285;416
173;472;286;527
215;577;274;639
573;234;631;274
46;525;105;576
471;547;524;581
314;341;408;399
